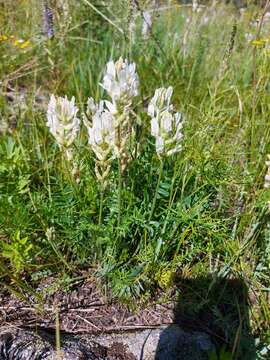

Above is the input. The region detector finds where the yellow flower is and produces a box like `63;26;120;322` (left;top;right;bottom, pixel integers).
13;39;22;46
252;39;266;46
20;40;30;49
0;35;8;41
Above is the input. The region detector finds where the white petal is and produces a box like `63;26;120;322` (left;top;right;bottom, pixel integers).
166;86;173;99
87;97;96;113
151;118;159;137
148;103;155;117
107;61;115;77
162;112;172;132
105;100;117;115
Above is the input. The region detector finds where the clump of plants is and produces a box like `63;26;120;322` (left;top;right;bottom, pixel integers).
46;57;183;234
1;2;270;356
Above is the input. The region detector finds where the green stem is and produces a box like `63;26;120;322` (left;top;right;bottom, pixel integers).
117;158;122;229
148;159;163;222
98;187;104;226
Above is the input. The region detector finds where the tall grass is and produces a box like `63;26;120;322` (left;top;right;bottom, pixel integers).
0;0;270;357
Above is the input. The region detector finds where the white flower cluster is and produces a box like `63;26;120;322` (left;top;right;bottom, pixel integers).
84;57;139;184
148;87;183;157
46;58;183;186
84;98;116;185
102;57;139;103
47;95;80;161
85;98;115;157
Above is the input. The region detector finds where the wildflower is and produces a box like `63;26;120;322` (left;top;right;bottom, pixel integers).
148;86;174;118
12;38;30;49
20;40;30;49
141;11;152;40
102;57;139;103
0;35;8;41
101;57;139;170
264;155;270;188
13;39;25;46
45;226;56;242
148;87;183;157
252;39;266;46
84;98;115;158
43;0;54;39
47;94;80;160
84;98;116;186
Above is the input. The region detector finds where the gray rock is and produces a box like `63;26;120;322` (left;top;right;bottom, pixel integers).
88;324;215;360
0;325;215;359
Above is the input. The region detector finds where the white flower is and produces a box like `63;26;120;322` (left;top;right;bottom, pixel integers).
102;57;139;102
47;94;80;150
84;98;116;184
148;86;173;118
84;98;115;160
148;87;183;157
99;57;139;170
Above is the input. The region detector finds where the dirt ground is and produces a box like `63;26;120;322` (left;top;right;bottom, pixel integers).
0;276;175;334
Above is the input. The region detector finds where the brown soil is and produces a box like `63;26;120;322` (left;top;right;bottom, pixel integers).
0;277;174;334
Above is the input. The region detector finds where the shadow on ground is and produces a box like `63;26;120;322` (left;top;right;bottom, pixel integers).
155;273;256;360
0;274;255;359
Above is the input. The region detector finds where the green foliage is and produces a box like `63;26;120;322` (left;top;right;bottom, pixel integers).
0;1;270;356
1;231;33;274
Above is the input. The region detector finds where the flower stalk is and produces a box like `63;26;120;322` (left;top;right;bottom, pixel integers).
117;158;122;229
98;187;104;226
45;58;185;234
83;98;115;188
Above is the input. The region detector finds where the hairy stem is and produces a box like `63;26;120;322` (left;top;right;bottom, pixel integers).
98;187;104;226
117;158;122;229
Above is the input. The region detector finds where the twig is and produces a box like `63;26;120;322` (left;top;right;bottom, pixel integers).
0;306;104;313
76;315;101;331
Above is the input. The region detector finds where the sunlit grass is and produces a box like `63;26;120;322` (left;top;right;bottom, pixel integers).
0;1;270;357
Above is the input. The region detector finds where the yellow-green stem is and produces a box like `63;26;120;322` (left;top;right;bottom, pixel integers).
117;158;122;230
